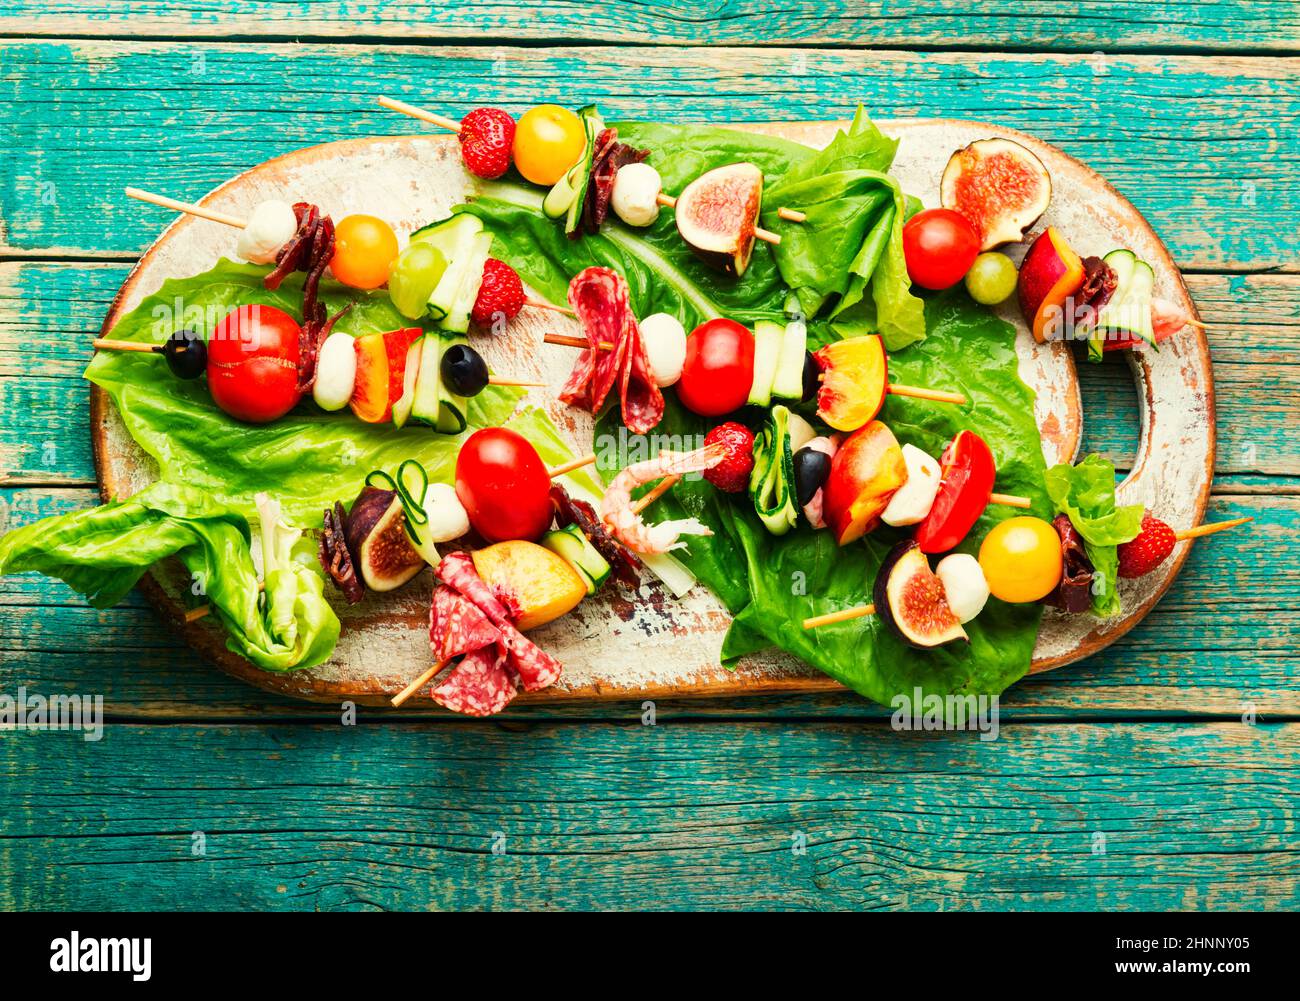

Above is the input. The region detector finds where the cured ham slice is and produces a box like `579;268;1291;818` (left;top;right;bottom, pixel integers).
558;267;664;435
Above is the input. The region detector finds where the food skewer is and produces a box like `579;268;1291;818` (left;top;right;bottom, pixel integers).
801;515;1253;630
390;457;675;708
125;186;574;317
377;96;804;234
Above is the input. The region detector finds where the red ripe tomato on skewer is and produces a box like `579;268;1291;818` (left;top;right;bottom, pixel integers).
455;427;554;542
206;305;303;423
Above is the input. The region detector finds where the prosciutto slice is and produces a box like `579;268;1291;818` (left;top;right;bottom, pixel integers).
558;267;664;435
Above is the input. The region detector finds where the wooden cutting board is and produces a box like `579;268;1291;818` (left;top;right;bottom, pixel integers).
92;119;1214;706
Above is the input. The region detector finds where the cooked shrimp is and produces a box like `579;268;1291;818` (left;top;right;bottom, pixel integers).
600;443;726;554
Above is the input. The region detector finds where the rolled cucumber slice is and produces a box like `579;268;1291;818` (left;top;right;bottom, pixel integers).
542;524;612;595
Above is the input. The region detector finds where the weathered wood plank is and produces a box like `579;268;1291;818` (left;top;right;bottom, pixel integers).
5;262;1296;484
2;487;1293;717
2;720;1295;910
1;40;1296;269
4;2;1297;51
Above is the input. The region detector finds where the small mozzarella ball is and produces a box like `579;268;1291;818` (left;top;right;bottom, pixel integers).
936;553;990;623
312;332;357;411
422;482;471;543
881;443;941;527
236;200;298;264
640;312;687;387
611;162;662;227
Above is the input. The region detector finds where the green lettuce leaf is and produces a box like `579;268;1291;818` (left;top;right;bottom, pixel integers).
0;482;339;671
597;290;1049;705
1044;454;1145;617
85;259;521;526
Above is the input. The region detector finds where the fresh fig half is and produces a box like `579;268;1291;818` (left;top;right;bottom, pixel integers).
873;540;968;649
674;161;763;276
940;138;1052;250
344;486;426;593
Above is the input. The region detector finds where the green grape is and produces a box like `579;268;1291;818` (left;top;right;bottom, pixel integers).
388;243;447;318
964;252;1018;306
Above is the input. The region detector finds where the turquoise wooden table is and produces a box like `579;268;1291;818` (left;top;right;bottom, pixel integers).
1;3;1298;911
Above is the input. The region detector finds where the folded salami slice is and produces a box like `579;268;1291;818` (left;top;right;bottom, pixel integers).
559;267;664;435
430;645;518;717
436;552;565;693
429;584;502;662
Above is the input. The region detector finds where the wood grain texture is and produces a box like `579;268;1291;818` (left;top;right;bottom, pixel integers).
5;262;1294;484
1;40;1297;270
2;720;1296;910
3;488;1293;717
4;2;1297;51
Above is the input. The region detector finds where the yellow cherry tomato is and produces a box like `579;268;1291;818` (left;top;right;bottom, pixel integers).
331;214;399;290
512;105;586;186
978;516;1063;603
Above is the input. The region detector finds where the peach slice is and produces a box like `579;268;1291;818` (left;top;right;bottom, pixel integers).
823;420;908;546
1017;227;1085;343
814;334;888;432
349;331;391;423
471;540;587;631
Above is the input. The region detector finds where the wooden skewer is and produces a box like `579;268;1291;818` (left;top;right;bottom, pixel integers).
990;492;1032;509
527;299;576;317
655;192;782;245
1175;515;1252;541
803;604;875;630
125;186;247;229
778;207;807;223
816;372;967;407
633;475;678;514
391;659;449;708
544;333;614;351
93;338;161;354
547;453;598;479
488;377;546;388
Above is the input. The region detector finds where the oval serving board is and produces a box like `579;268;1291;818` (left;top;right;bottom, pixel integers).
92;119;1213;706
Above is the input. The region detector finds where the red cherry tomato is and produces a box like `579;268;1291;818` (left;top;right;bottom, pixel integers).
206;305;302;423
677;319;755;417
902;208;981;290
455;428;553;542
914;430;997;553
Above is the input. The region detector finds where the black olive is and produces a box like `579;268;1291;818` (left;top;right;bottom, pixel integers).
800;350;820;402
793;446;831;508
440;343;489;397
162;329;207;379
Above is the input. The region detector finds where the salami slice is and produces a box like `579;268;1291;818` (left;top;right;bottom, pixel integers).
429;584;501;662
436;552;564;692
430;646;518;717
559;267;664;435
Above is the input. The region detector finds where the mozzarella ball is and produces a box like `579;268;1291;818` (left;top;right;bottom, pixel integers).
611;162;662;227
312;332;357;411
422;482;471;543
881;443;941;527
936;553;990;623
235;200;298;264
639;312;687;387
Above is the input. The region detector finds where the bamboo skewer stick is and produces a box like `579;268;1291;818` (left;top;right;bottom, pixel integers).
1175;516;1252;541
488;377;547;388
125;186;247;229
391;660;449;707
527;299;576;317
803;604;875;630
633;475;678;514
92;338;161;354
546;453;598;479
886;384;967;405
989;492;1032;509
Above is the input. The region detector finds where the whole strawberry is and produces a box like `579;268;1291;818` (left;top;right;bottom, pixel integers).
471;258;526;327
1117;512;1177;578
458;107;515;180
703;421;755;494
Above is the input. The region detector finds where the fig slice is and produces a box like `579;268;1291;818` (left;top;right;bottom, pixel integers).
940;138;1052;250
873;540;968;649
344;485;426;593
674;161;763;276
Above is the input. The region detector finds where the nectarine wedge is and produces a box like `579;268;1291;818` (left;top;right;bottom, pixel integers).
823;420;908;546
814;335;888;432
1017;227;1085;343
471;540;586;631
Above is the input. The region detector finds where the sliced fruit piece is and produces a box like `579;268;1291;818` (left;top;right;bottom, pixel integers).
873;540;968;648
1089;249;1155;361
391;335;424;429
814;334;888;432
471;540;587;631
914;430;997;554
823;420;907;546
674;161;764;276
542;523;612;595
382;327;423;415
940;137;1052;250
349;331;391;423
344;486;426;592
1017;226;1086;343
747;319;784;407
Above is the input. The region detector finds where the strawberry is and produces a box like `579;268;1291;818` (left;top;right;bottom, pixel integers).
703;422;755;494
1117;512;1177;578
471;258;525;327
458;107;515;180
